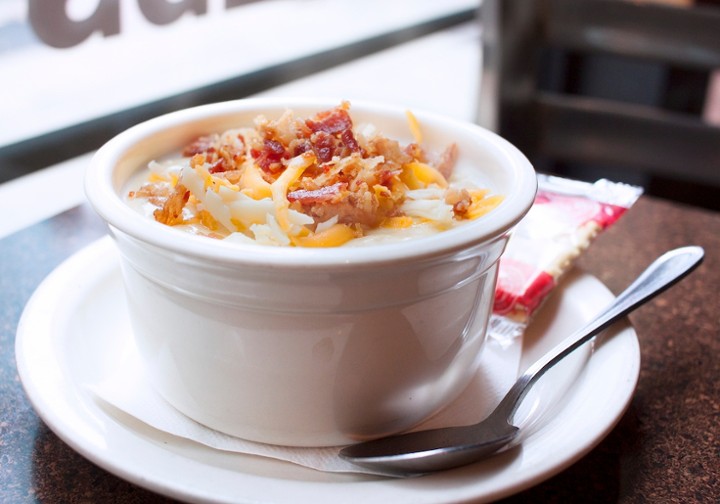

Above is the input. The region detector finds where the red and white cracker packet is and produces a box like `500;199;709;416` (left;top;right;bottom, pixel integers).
488;175;643;344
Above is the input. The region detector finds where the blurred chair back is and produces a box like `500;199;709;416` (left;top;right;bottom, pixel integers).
479;0;720;209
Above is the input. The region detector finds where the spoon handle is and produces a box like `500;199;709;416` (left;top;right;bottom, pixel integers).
493;246;704;423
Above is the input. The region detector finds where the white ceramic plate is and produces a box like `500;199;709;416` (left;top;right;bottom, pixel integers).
16;237;640;503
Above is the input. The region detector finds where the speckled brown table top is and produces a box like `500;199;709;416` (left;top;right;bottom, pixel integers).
1;196;718;503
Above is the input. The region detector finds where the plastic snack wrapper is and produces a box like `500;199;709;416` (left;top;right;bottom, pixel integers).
488;174;643;346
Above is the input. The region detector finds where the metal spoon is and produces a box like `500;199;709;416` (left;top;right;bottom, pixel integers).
339;246;704;476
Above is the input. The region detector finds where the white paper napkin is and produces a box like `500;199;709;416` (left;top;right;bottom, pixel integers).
90;331;521;475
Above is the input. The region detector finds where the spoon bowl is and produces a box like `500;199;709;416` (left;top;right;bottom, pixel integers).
339;246;704;476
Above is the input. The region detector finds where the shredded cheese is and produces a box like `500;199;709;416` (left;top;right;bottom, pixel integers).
127;103;503;247
291;223;357;247
406;110;423;144
271;152;316;232
468;194;505;220
240;163;273;200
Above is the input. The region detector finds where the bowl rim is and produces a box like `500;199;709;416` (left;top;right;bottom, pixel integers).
85;97;537;269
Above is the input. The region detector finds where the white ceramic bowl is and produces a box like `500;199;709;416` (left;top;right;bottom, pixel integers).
85;98;536;447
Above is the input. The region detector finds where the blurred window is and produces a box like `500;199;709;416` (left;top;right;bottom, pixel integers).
0;0;477;179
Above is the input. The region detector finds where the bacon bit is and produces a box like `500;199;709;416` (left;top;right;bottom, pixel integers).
446;187;472;217
182;135;216;156
290;138;313;157
306;104;353;135
253;138;288;172
404;143;426;162
295;190;385;228
436;143;458;179
209;158;230;173
377;167;401;187
287;182;344;204
266;137;287;157
341;128;361;153
303;104;361;161
368;136;413;166
153;184;190;225
184;142;244;174
310;131;337;163
130;183;171;207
